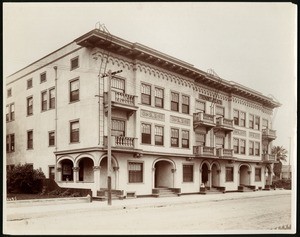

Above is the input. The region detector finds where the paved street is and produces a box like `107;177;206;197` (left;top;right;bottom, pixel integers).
4;190;293;235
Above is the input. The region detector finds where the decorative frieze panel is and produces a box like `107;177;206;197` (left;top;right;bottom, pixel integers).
249;132;260;139
170;115;191;126
140;109;165;121
232;96;263;110
233;129;246;137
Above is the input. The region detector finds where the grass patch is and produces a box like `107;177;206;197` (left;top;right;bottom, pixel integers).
7;193;69;201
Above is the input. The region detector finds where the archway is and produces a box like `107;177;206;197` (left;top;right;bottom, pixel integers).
60;159;74;181
239;165;250;186
99;157;117;189
154;160;174;188
78;157;94;182
211;163;220;187
201;163;210;187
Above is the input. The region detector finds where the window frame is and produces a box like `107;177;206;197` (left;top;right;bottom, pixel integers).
255;168;262;182
255;116;260;130
6;134;15;153
48;131;55;147
27;78;33;89
7;88;12;98
41;90;48;111
183;164;194;182
111;76;126;93
141;123;151;144
128;161;143;183
70;120;80;143
154;125;164;146
171;128;179;147
249;114;254;129
225;167;234;182
181;130;190;148
27;96;33;116
69;78;80;103
181;94;190;114
255;142;260;156
40;72;47;83
171;91;179;112
111;119;126;137
233;138;239;154
141;83;151;105
154;87;164;108
195;99;206;113
249;141;254;155
70;56;79;71
27;130;33;150
10;103;15;121
216;105;225;117
49;87;55;109
240;139;246;155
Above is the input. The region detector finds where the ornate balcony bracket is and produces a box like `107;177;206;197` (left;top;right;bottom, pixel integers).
134;152;143;158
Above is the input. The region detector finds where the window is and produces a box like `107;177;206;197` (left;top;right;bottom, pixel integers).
171;128;179;147
226;167;234;182
195;133;205;146
240;112;246;127
27;130;33;149
49;131;55;146
255;116;260;130
240;139;246;154
10;104;15;121
262;119;268;129
112;119;125;136
155;87;164;108
233;138;239;154
155;126;164;146
6;105;9;122
249;141;254;155
41;91;47;111
255;168;261;181
128;162;143;183
70;121;79;143
216;106;225;117
182;95;189;114
141;123;151;144
27;78;33;89
183;164;193;182
27;96;33;116
112;77;125;92
49;88;55;109
7;88;12;97
216;136;224;148
233;110;239;125
249;114;254;129
6;134;15;153
141;84;151;105
70;79;79;102
171;92;179;111
182;130;189;148
49;166;55;180
40;72;46;83
255;142;260;156
195;100;205;112
70;56;79;70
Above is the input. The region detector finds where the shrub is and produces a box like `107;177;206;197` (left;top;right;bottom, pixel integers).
7;164;46;194
272;179;292;190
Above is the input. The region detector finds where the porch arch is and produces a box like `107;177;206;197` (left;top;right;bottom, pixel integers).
74;153;96;167
152;158;176;189
211;162;221;187
57;157;75;182
200;160;211;187
98;154;119;190
239;163;252;186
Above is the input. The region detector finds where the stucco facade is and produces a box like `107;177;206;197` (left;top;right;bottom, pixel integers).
6;29;280;197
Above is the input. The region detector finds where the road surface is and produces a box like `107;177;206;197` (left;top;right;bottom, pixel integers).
5;192;291;234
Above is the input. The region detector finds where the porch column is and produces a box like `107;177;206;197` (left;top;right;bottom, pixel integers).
208;169;211;187
171;168;176;188
152;168;156;189
113;167;119;190
248;170;252;186
56;167;62;182
93;166;101;196
73;167;79;183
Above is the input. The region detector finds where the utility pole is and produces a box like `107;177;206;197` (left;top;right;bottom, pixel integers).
102;69;122;205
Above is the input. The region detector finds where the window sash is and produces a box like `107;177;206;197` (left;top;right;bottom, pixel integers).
27;97;33;115
128;163;143;183
71;57;79;70
10;134;15;151
183;165;193;182
171;101;179;111
112;77;125;91
155;88;164;108
6;106;9;122
255;142;260;156
141;84;151;94
27;79;33;89
255;168;261;181
49;132;55;146
233;138;239;153
155;135;164;145
49;89;55;109
27;131;33;149
40;72;46;83
42;92;47;111
10;104;15;120
226;167;234;182
171;92;179;102
240;139;246;154
155;88;163;98
70;122;79;142
141;94;151;105
70;80;79;102
216;106;225;116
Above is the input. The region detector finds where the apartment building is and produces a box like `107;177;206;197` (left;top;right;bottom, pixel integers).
5;28;280;197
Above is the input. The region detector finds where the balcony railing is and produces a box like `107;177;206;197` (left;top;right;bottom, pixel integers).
216;148;233;158
262;154;276;162
104;90;138;111
193;112;216;129
262;128;277;141
104;136;137;149
193;145;216;157
215;117;234;132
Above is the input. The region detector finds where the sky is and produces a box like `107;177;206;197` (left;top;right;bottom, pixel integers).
3;3;297;165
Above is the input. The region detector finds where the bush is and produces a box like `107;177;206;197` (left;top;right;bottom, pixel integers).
272;179;292;190
7;164;46;194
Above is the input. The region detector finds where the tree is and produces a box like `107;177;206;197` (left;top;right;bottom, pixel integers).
7;164;46;194
272;146;288;179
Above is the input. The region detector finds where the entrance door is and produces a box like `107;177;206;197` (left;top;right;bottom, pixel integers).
201;163;209;187
154;160;173;188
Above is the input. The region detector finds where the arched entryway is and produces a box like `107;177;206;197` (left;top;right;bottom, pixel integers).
239;165;250;186
99;156;118;189
60;159;74;181
211;163;220;187
78;158;94;182
154;160;175;188
201;163;210;187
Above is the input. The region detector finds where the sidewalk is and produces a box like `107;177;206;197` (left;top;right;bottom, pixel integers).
5;189;291;221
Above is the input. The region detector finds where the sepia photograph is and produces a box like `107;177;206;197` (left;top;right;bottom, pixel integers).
3;2;297;235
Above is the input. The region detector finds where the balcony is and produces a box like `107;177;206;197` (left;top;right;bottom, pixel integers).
262;154;276;163
104;90;138;117
193;146;217;157
216;148;234;159
262;128;277;141
104;136;138;150
214;117;234;133
193;112;216;131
